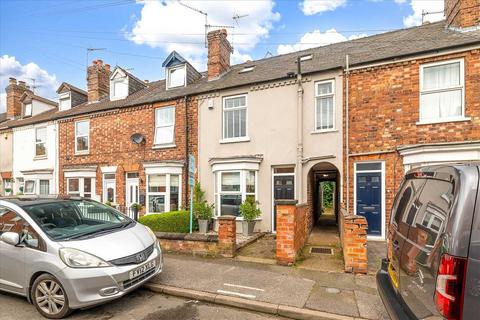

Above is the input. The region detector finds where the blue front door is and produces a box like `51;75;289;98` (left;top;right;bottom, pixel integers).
356;172;382;236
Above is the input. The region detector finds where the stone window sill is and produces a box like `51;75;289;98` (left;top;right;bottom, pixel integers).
219;137;250;144
74;151;89;156
33;155;47;161
416;117;471;126
311;129;338;135
152;143;176;150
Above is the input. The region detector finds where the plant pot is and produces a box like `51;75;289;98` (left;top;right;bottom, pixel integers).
242;220;256;236
198;219;209;234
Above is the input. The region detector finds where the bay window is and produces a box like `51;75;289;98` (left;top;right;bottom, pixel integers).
315;80;335;131
419;59;465;123
67;177;93;198
223;95;247;140
154;106;175;146
215;170;257;217
147;173;181;213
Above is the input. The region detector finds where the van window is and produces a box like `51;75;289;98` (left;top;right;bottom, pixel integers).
392;179;425;227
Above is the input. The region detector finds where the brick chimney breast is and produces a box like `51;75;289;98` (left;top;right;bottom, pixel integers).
5;77;32;119
207;29;232;80
87;59;111;103
445;0;480;29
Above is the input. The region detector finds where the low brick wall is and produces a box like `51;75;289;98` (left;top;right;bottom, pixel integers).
275;200;312;265
339;208;368;274
156;215;237;258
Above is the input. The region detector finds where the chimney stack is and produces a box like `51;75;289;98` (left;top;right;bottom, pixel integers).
445;0;480;29
5;77;31;119
207;29;232;80
87;59;110;103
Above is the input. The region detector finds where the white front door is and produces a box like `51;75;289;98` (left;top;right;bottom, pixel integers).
126;178;139;208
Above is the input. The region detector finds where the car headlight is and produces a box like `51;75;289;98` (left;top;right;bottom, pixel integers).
146;226;161;252
59;248;110;268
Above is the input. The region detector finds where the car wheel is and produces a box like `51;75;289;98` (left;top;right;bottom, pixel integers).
31;274;72;319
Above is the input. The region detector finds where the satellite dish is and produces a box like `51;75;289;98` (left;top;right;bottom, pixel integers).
130;133;145;145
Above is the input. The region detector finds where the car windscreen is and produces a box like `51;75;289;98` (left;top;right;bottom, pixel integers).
22;200;132;241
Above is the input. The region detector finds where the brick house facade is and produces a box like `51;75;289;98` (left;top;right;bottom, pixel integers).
344;47;480;239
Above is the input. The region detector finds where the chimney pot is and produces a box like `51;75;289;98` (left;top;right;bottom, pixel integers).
9;77;17;85
97;59;103;66
6;78;30;119
18;81;26;88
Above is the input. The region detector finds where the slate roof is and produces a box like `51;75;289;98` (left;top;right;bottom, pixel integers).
56;82;87;95
1;21;479;130
0;113;6;124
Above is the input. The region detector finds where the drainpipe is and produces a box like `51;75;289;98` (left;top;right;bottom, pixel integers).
345;54;350;214
296;57;304;203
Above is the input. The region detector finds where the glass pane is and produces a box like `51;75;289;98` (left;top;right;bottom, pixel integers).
220;194;242;216
39;180;49;195
221;172;240;192
76;137;89;151
84;178;92;193
149;175;166;192
36;143;46;156
356;163;382;171
170;175;180;211
316;97;333;130
246;171;255;193
59;98;69;109
274;167;295;174
239;108;246;137
25;104;32;116
104;174;115;180
127;172;139;178
169;67;185;87
68;178;79;193
36;128;47;143
155;107;175;126
317;82;333;95
420;90;462;121
155;126;174;144
24;181;35;193
106;186;114;202
423;62;460;90
149;195;165;213
224;96;246;109
114;80;127;97
76;121;89;136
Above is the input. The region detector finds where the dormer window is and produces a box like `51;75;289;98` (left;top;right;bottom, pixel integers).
111;78;128;100
167;65;186;89
59;92;71;111
24;103;32;117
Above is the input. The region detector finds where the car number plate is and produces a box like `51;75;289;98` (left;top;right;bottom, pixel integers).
129;260;156;280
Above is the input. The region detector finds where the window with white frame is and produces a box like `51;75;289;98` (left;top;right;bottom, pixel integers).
24;180;35;194
420;59;464;123
67;178;93;198
223;95;247;140
39;180;50;195
147;174;181;213
154;106;175;145
167;65;186;89
315;80;335;131
215;170;256;217
112;79;128;99
103;174;116;203
59;92;71;111
75;120;89;153
35;127;47;157
24;103;32;117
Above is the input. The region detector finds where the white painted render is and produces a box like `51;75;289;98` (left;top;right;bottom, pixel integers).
198;70;344;232
12;122;58;195
31;99;55;117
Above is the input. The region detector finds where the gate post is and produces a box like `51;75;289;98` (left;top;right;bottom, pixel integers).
275;200;298;265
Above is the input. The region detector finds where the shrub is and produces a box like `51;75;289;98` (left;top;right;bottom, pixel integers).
139;210;198;233
192;183;214;220
239;197;261;222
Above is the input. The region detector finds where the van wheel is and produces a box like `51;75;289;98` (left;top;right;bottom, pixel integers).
31;274;72;319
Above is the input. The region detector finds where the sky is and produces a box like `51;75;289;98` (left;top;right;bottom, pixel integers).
0;0;446;112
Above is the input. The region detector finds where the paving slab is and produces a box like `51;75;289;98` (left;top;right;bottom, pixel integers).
354;290;389;320
305;285;359;317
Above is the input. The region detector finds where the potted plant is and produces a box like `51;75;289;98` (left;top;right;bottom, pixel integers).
192;183;214;234
239;197;261;236
130;203;142;221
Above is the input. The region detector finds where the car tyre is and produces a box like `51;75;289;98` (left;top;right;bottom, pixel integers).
31;274;72;319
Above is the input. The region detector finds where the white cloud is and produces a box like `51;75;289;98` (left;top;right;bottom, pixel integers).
0;55;58;113
403;0;444;27
300;0;346;16
126;0;280;70
277;29;367;55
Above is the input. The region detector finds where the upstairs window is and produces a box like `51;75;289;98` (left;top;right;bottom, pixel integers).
167;65;186;89
75;120;89;153
112;79;128;100
315;80;335;131
35;127;47;157
24;103;32;117
59;92;71;111
154;106;175;145
223;95;247;140
420;59;464;123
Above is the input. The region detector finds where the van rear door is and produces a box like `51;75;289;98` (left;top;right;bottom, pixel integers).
388;177;426;292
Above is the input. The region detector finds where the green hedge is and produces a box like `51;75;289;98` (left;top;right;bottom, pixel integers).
138;210;198;233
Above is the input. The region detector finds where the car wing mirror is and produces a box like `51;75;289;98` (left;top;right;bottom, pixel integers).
0;232;20;246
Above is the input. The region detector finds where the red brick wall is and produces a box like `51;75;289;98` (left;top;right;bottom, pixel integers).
217;216;236;257
339;209;368;274
445;0;480;29
58;97;198;213
344;49;480;232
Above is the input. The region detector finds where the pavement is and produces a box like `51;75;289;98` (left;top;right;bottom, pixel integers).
150;253;389;320
0;288;285;320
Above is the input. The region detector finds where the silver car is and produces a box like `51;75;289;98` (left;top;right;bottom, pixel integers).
0;197;163;319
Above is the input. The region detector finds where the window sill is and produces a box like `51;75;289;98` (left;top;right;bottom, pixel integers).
416;117;471;126
311;129;338;134
74;151;89;156
219;137;250;144
152;143;176;150
33;155;47;160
